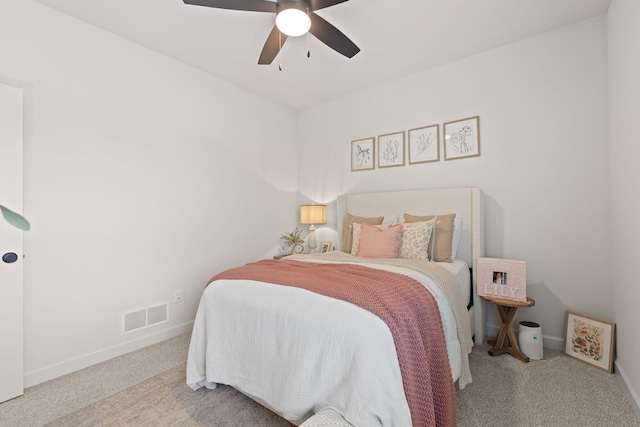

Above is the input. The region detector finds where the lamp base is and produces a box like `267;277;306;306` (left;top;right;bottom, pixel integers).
307;226;317;251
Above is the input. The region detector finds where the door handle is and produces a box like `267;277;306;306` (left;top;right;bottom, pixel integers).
2;252;18;263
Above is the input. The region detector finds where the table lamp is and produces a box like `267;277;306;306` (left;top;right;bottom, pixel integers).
299;204;326;251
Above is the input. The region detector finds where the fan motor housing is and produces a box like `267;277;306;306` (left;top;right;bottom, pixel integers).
277;0;310;14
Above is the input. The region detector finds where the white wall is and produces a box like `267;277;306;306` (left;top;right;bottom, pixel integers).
4;0;635;407
1;0;298;386
298;18;610;350
608;0;640;411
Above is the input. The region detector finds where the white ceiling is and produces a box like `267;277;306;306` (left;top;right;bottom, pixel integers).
34;0;611;110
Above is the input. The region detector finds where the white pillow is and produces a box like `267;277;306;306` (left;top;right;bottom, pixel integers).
451;216;462;260
382;215;399;224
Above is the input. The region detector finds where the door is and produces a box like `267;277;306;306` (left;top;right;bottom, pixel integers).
0;82;24;403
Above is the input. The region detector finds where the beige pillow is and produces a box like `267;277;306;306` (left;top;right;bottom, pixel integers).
398;219;435;260
341;213;384;252
403;213;456;262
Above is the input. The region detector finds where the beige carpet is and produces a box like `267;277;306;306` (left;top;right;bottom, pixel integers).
456;344;640;426
44;363;292;427
42;344;639;427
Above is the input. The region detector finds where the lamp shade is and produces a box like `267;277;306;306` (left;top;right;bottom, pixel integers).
300;205;327;225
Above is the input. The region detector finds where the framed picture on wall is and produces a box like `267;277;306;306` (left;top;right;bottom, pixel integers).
443;116;480;160
378;131;405;168
408;124;439;164
351;137;375;171
564;311;616;373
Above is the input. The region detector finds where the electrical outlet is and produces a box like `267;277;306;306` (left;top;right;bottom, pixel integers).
174;289;182;303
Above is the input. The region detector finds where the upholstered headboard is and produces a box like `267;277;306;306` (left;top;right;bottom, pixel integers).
337;187;485;343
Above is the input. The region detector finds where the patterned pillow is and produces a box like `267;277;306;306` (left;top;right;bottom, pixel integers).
403;213;456;262
398;219;435;260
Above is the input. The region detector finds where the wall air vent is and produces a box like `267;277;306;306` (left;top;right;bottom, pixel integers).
121;302;169;335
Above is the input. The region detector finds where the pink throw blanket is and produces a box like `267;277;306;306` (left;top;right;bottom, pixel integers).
209;259;456;427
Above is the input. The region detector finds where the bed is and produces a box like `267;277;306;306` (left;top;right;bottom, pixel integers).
186;187;485;427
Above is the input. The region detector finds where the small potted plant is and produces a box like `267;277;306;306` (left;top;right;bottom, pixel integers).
280;227;305;255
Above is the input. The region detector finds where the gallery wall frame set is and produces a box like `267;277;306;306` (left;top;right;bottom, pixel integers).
351;116;480;171
564;311;616;373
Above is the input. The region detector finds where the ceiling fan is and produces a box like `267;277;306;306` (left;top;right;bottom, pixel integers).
183;0;360;65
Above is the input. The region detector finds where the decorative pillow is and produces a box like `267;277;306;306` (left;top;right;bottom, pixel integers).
351;222;364;255
403;213;456;262
357;223;402;258
398;219;435;260
341;213;384;252
351;222;393;255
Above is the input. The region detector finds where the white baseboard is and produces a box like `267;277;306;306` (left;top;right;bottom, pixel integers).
485;323;564;351
24;321;193;388
615;359;640;418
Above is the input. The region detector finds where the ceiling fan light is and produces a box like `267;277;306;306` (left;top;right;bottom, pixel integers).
276;8;311;37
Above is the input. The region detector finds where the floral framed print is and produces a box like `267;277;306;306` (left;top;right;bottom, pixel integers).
351;137;375;171
564;311;616;373
443;116;480;161
378;131;405;168
408;124;439;164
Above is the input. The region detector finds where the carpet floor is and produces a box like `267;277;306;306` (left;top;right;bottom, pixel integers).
39;344;639;427
44;363;292;427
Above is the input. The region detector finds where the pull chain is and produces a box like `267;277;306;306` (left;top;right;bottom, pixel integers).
306;9;311;58
278;30;283;71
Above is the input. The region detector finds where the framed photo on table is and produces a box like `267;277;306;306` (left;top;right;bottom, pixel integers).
564;311;616;373
320;241;332;253
477;257;527;302
351;137;375;171
408;124;439;164
443;116;480;160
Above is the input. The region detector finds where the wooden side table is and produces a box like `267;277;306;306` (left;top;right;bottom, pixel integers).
481;295;535;362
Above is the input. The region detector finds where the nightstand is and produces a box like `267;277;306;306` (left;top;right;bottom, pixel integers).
481;295;536;362
273;254;289;260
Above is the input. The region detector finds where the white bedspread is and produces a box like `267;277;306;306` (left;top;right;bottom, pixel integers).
186;259;463;427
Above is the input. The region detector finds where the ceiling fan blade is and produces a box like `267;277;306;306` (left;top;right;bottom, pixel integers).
309;0;350;11
183;0;276;13
309;13;360;58
258;26;288;65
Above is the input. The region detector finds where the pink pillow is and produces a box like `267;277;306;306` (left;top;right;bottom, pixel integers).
357;223;402;258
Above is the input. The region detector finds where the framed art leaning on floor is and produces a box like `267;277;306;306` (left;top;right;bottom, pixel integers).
564;311;615;373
